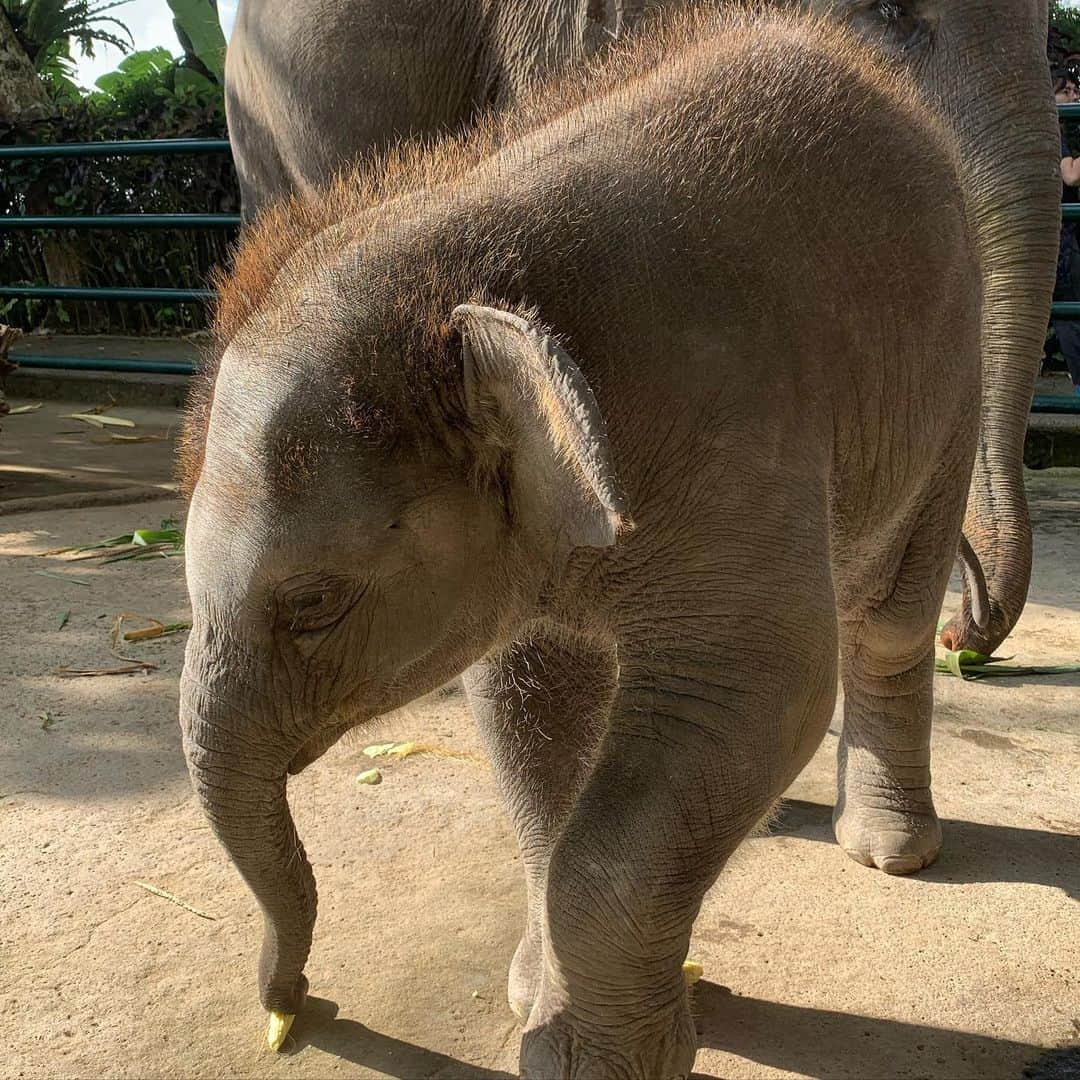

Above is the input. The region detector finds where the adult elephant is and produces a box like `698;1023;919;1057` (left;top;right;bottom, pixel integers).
225;0;1057;656
809;0;1059;658
224;0;671;217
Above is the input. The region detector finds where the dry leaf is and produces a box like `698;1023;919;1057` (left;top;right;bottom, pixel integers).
103;433;168;443
133;881;216;920
62;413;136;429
55;661;156;678
111;612;191;644
362;740;486;766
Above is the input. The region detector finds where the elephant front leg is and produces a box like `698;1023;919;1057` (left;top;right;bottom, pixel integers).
521;652;836;1080
464;629;617;1022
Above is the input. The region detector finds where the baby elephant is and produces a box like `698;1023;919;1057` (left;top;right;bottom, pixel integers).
179;7;980;1077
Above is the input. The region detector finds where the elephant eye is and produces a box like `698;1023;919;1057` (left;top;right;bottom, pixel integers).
277;577;358;633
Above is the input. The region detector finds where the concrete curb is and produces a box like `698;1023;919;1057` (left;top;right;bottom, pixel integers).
4;367;190;407
0;485;179;516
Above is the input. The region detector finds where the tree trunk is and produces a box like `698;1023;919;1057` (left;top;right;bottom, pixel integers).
0;13;49;123
0;325;23;433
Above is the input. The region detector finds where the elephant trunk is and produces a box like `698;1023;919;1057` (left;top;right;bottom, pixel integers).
939;10;1060;655
179;670;316;1017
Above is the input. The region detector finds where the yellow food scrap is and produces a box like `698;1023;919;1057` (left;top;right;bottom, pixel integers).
682;960;704;985
266;1010;294;1052
363;741;417;759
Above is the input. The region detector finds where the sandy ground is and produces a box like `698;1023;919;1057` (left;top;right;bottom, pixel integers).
0;401;1078;1079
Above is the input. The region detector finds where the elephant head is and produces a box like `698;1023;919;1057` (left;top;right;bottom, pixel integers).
178;296;629;1046
803;0;1059;651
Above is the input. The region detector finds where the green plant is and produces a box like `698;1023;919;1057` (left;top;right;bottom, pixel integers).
167;0;224;83
1051;1;1080;51
2;0;133;97
91;45;176;97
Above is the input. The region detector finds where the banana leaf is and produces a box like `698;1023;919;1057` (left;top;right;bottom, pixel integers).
936;649;1080;680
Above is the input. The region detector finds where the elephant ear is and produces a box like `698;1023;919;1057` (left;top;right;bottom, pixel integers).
450;304;633;552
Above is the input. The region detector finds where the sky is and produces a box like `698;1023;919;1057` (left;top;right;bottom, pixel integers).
73;0;237;91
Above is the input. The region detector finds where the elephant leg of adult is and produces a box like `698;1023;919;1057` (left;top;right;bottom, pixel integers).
519;570;838;1079
833;458;973;874
464;629;617;1022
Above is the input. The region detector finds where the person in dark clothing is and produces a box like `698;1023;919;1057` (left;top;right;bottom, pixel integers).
1051;73;1080;393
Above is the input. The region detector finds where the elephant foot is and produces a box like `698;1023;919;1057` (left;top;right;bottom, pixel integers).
833;796;941;875
508;928;543;1022
520;998;697;1080
509;932;703;1025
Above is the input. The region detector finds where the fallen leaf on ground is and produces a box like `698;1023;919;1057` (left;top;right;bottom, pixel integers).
935;648;1080;681
111;612;191;644
95;433;169;444
133;881;216;920
363;742;404;758
55;661;156;678
54;521;184;564
7;402;42;414
33;569;90;587
362;741;487;766
39;712;57;732
356;768;383;785
57;610;70;630
61;412;136;428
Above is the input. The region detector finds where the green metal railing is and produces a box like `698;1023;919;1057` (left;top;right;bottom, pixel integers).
2;214;239;230
2;121;1080;409
2;137;234;376
0;137;230;159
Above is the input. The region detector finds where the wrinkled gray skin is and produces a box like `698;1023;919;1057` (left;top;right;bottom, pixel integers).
809;0;1059;659
186;13;983;1076
225;0;667;217
226;0;1058;659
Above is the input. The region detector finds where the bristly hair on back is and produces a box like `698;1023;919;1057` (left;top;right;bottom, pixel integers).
207;1;921;349
178;1;925;498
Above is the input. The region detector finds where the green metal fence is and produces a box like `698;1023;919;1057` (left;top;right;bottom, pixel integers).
1;120;1079;412
1;137;233;377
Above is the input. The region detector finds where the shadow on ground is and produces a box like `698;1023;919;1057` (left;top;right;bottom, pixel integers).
0;676;188;801
774;800;1080;899
288;997;516;1079
690;982;1068;1080
287;990;1074;1080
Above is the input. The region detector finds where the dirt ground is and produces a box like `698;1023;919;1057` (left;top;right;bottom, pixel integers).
1;401;1078;1080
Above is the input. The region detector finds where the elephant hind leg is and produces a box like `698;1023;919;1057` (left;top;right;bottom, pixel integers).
832;464;971;874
